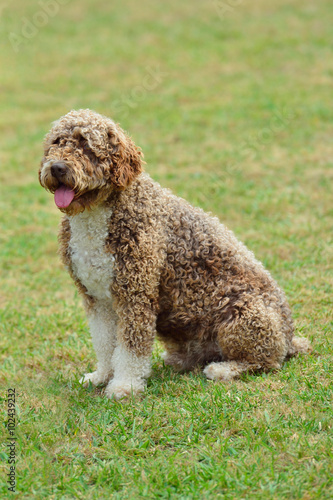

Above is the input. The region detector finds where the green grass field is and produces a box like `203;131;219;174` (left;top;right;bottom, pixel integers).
1;0;332;498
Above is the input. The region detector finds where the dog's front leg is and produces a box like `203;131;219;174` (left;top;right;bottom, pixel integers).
105;300;156;400
80;302;117;387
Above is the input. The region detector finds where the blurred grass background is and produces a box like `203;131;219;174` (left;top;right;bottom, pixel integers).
0;0;332;498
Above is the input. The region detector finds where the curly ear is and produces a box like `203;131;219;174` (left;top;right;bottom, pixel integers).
108;126;143;189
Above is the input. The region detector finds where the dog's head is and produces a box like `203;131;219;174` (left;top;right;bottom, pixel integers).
39;109;143;214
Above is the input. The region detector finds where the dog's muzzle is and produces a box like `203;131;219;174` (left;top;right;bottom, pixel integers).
51;161;68;180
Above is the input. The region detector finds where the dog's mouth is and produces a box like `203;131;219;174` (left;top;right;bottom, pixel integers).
54;183;76;208
52;182;106;213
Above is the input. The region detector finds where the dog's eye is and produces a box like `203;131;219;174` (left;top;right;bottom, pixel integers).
52;137;61;145
82;143;99;164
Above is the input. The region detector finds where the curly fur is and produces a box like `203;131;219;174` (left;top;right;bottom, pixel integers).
39;109;311;399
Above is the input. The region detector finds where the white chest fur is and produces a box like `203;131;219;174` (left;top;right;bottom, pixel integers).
69;205;115;301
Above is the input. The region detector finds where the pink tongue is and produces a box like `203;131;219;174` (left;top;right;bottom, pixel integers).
54;185;75;208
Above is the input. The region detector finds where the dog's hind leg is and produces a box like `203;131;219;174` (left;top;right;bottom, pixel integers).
162;339;223;372
204;298;289;382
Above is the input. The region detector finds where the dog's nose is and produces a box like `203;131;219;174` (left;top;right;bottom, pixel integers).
51;162;68;179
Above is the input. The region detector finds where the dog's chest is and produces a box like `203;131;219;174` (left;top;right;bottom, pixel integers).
68;206;115;300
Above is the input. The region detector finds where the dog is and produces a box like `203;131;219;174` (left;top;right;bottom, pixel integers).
39;109;311;399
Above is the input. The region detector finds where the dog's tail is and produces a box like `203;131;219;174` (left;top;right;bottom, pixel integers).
288;336;312;357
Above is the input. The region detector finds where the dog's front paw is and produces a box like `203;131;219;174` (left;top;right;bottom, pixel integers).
105;380;145;400
79;370;111;387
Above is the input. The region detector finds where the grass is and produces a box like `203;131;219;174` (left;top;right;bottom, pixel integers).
0;0;332;497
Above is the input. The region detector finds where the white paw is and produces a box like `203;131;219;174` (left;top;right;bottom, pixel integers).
204;362;236;381
105;380;145;400
79;370;111;387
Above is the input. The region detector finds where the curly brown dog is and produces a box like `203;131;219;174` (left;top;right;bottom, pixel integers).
39;109;311;399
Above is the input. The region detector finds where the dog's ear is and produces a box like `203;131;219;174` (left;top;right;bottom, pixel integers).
107;126;143;189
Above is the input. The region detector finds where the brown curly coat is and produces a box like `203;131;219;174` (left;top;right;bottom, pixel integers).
39;109;311;399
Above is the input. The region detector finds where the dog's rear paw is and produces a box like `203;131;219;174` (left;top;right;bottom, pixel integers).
289;336;312;356
204;362;237;381
79;370;111;387
105;380;145;400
